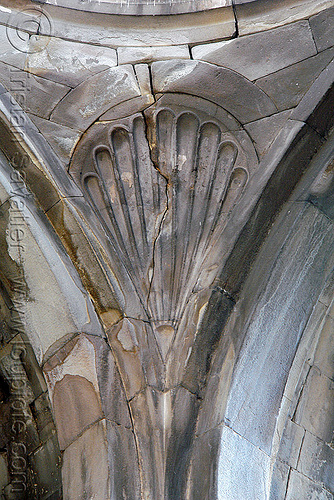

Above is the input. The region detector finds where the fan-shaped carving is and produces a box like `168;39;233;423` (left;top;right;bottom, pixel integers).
70;101;255;324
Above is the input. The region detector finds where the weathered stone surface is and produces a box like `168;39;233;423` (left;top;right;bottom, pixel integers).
40;4;235;46
192;21;316;81
224;203;334;454
27;35;117;87
50;65;140;130
28;431;61;500
217;425;271;500
152;60;277;123
294;367;334;444
107;319;163;399
99;95;154;121
244;110;292;157
129;385;200;499
298;432;334;493
235;0;334;36
269;460;290;500
186;427;222;500
40;0;231;15
106;420;141;500
0;61;70;119
256;46;334;111
310;7;334;52
87;335;132;428
286;469;333;500
277;420;305;468
31;392;55;443
134;64;152;97
53;374;103;450
0;24;26;70
118;45;189;65
313;315;334;380
27;114;81;166
62;420;109;500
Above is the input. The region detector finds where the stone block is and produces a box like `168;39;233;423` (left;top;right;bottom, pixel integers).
87;335;132;428
0;61;70;120
118;45;189;65
286;469;333;500
134;64;152;97
27;114;81;166
26;35;117;87
31;392;55;443
62;420;109;500
41;4;235;47
186;427;222;500
310;7;334;52
313;315;334;380
277;419;305;468
99;95;154;121
294;366;334;444
217;425;271;500
106;420;141;500
298;431;334;493
152;60;277;123
235;0;334;36
291;58;334;136
28;431;62;500
269;460;290;500
50;65;140;130
256;46;334;111
192;21;316;81
244;110;292;157
224;204;334;454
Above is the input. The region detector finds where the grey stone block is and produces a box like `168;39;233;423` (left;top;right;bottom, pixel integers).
0;61;70;120
26;35;117;88
118;45;189;65
192;21;317;81
106;420;141;500
39;0;232;15
286;469;333;500
310;7;334;52
50;65;140;130
277;419;305;468
217;425;271;500
269;460;290;500
152;60;277;123
298;432;334;493
28;432;61;500
62;421;109;500
256;46;334;111
244;110;292;157
294;366;334;444
313;315;334;380
27;114;81;166
235;0;334;36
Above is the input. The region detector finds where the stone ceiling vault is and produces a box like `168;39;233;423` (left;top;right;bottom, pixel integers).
0;1;333;499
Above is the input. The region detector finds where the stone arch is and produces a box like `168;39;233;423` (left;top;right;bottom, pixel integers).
0;26;332;497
